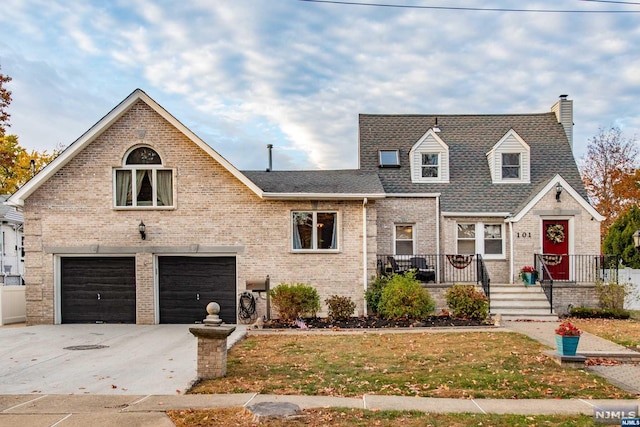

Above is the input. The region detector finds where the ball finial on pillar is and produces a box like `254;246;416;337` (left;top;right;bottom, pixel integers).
204;301;223;326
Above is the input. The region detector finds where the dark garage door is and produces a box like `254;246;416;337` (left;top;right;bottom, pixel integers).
61;257;136;324
158;256;236;324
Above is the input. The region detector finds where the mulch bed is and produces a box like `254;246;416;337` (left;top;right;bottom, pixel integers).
263;315;493;329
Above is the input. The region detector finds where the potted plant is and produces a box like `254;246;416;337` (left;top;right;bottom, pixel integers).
518;266;536;285
555;321;582;356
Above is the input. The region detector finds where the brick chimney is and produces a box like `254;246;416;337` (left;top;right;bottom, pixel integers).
551;94;573;149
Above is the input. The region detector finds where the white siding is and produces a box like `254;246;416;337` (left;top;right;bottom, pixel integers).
488;129;530;183
410;130;449;183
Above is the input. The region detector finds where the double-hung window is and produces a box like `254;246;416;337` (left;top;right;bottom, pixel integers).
395;225;414;255
501;153;520;179
421;153;439;178
457;222;504;258
292;211;338;251
114;147;174;208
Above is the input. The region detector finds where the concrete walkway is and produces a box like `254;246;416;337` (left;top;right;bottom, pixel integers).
1;321;638;426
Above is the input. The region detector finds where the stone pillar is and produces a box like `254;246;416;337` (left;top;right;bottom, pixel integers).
189;325;236;379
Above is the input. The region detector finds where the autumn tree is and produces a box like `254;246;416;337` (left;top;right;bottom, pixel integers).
580;126;640;241
0;135;60;194
0;66;11;137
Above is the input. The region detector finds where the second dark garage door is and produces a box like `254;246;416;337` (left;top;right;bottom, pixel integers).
158;256;236;324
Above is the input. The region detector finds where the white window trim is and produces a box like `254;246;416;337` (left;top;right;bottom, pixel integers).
501;152;521;181
113;167;176;210
456;222;505;260
393;223;415;256
409;129;449;183
420;153;440;180
489;129;530;184
291;211;340;253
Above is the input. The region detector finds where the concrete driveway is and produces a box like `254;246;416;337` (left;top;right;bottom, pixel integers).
0;324;244;395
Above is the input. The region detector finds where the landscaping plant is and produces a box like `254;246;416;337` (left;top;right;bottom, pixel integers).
364;274;390;314
325;295;356;321
377;272;435;319
269;283;320;322
445;284;489;320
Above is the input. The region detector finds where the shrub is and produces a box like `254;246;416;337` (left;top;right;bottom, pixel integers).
269;283;320;322
365;275;390;314
377;272;435;319
325;295;356;321
569;306;630;319
595;281;628;310
445;284;489;320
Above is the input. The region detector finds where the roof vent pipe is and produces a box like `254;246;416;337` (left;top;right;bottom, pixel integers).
266;144;273;172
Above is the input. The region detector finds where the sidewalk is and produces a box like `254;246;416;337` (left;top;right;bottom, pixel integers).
1;393;637;426
1;321;638;426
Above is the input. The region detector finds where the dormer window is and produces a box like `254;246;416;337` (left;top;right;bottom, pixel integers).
409;129;449;183
421;153;439;178
114;146;175;208
379;150;400;167
487;129;530;184
501;153;520;179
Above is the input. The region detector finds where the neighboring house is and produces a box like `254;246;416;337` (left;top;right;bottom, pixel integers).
7;90;603;325
0;195;24;283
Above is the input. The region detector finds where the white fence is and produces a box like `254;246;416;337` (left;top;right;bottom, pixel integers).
616;267;640;310
0;284;26;326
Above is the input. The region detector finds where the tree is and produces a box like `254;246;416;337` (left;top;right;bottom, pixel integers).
580;126;639;241
602;205;640;268
0;134;60;194
0;66;11;136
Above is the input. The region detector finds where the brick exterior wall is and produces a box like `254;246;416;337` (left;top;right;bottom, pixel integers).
22;101;375;324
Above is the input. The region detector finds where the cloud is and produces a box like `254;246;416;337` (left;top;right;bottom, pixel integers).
2;0;640;170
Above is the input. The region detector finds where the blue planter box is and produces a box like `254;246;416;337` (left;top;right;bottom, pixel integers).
523;272;535;285
555;335;580;356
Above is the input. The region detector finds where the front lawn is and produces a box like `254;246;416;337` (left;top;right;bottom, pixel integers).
189;331;634;399
570;314;640;350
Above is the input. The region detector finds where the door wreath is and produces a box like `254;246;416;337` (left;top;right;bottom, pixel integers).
546;224;565;244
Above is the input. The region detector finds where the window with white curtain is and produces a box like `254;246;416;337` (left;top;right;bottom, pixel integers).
292;211;338;251
457;222;504;258
114;146;174;208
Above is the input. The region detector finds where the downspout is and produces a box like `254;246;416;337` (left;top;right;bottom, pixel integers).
362;198;368;316
436;195;441;282
509;221;514;284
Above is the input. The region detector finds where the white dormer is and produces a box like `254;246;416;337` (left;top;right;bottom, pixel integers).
487;129;530;184
409;129;450;183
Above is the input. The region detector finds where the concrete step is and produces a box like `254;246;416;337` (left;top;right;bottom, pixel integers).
489;283;556;321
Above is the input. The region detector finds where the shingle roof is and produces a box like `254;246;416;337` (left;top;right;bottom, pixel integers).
242;170;385;197
358;112;587;214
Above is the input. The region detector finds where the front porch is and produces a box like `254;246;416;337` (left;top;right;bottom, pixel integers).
376;253;616;319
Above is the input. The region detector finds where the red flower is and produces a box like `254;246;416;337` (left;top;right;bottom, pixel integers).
520;266;535;273
555;322;582;336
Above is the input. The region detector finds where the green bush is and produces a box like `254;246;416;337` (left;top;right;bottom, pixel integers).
365;275;390;314
595;281;628;310
325;295;356;321
445;284;489;320
378;272;435;320
269;283;320;322
569;306;631;319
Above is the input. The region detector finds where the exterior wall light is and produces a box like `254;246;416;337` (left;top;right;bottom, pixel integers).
633;229;640;249
555;182;563;202
139;221;146;240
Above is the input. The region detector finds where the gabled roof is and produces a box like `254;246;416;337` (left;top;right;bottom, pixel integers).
0;195;23;223
358;112;589;215
7;90;381;207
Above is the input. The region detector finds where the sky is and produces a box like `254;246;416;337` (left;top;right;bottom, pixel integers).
1;0;640;171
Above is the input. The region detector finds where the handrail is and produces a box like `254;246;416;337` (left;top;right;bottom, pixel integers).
534;253;554;313
476;254;491;310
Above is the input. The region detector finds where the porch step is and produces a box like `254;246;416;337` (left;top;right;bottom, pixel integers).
489;283;558;321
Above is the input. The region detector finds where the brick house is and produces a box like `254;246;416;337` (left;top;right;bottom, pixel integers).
7;90;603;325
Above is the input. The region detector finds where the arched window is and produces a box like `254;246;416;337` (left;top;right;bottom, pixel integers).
114;147;174;208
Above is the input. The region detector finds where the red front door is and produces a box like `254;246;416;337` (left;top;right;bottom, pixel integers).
542;220;569;280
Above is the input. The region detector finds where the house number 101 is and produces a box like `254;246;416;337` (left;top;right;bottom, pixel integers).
517;232;532;238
